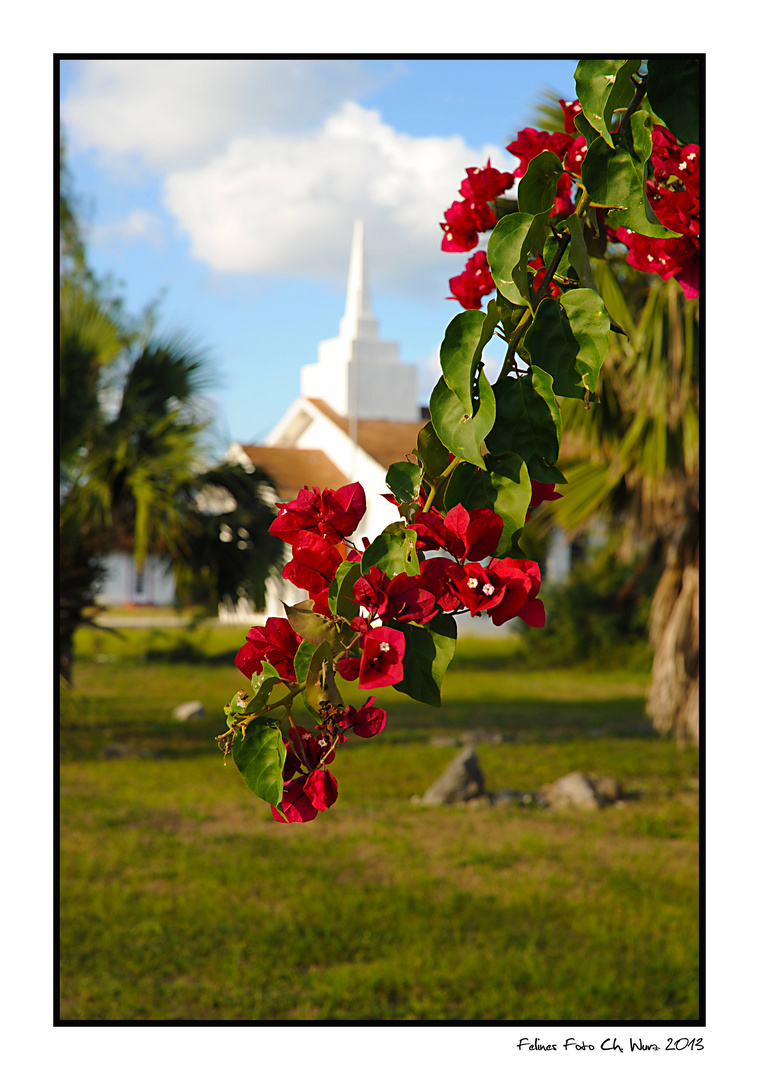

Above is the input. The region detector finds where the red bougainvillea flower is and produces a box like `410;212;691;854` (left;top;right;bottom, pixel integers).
505;131;577;217
271;776;319;823
342;696;387;739
530;481;563;507
270;482;366;546
487;557;545;627
358;626;406;689
448;250;495;310
336;655;361;681
414;504;503;563
445;560;520;617
272;781;317;823
353;566;438;624
303;767;339;812
459;159;514;203
559;99;583;134
417;556;464;613
282;532;343;595
285;725;323;770
440;199;482;252
506;129;574;178
234;617;301;682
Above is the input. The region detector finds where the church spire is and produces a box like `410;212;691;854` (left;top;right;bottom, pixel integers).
339;219;378;341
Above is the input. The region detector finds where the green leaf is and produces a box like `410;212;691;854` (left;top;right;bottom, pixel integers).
304;640;341;715
293;640;317;685
483;453;532;555
327;560;361;621
565;213;599;291
439;308;486;415
487;213;535;305
386;460;422;505
523;290;610;400
494;196;520;220
487;368;562;482
513;210;552;307
246;667;283;713
646;58;700;145
574;58;642;146
361;521;420;577
391;615;457;707
495;293;528;337
283;599;342;648
517;151;564;216
581;135;678;239
574;109;601;151
429;373;496;469
224;689;253;718
415;421;450;478
488;210;551;308
442;461;488;512
233;723;286;808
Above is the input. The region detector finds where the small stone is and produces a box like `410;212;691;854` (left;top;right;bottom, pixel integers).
594;776;624;805
538;771;602;810
172;701;204;722
419;747;486;805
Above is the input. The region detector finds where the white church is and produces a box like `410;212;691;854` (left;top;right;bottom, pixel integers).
97;220;571;617
221;219;429;623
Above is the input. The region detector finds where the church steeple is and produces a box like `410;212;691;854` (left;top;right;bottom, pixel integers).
339;219;378;342
299;219;419;422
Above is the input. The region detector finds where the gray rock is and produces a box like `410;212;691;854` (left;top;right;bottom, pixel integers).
593;776;624;805
172;700;204;722
538;772;624;810
419;747;486;805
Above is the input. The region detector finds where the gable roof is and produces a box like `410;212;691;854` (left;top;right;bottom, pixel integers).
306;398;426;470
239;445;349;502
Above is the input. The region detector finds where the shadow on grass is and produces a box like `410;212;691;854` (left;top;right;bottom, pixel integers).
60;692;654;762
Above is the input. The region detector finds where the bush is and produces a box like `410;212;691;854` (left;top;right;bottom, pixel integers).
516;549;656;670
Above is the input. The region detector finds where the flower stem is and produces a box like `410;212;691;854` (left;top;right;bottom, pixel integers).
423;456;461;512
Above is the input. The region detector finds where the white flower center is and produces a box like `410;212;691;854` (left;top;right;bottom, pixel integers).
482;584;495;596
467;577;479;590
379;641;391;653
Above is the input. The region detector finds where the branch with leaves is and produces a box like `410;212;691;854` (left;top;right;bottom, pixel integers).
219;57;701;819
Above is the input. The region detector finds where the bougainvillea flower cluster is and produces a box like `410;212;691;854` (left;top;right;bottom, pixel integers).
448;251;495;310
228;476;547;821
608;125;700;298
440;159;514;254
442;97;699;312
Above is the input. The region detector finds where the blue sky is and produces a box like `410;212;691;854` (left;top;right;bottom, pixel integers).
60;58;580;454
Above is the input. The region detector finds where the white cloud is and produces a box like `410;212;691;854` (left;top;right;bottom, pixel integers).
163;102;516;296
91;208;163;246
62;58;392;170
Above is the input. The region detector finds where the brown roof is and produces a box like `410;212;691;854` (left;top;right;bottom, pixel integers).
240;446;349;502
307;398;425;470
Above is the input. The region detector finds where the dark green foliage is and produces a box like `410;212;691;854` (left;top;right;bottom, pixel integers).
517;547;657;670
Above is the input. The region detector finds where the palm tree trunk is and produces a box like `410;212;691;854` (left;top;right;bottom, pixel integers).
647;549;699;745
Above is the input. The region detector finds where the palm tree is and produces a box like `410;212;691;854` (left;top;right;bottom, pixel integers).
59;135;285;681
549;259;700;743
519;91;700;744
59;287;285;682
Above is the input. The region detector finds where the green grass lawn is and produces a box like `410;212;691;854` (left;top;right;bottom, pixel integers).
59;622;700;1022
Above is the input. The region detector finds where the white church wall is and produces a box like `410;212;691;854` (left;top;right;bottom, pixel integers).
96;552;176;607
